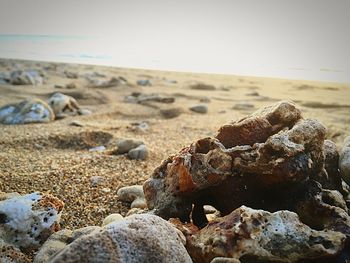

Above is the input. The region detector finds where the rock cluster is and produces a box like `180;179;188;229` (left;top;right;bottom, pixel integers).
143;101;350;262
113;138;149;160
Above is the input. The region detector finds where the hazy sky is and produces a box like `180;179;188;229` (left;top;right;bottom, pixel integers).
0;0;349;82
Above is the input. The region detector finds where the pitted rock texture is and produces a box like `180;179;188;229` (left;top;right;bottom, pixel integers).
0;239;31;263
48;214;192;263
143;101;340;224
171;206;347;263
0;192;64;251
0;99;54;124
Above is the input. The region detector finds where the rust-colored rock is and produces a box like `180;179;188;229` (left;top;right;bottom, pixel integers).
172;206;347;263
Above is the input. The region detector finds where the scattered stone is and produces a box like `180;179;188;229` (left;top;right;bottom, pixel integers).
77;108;91;116
117;185;147;209
0;72;10;84
128;144;148;160
10;70;43;85
172;206;347;263
90;176;104;187
232;102;255;110
48;214;192;263
88;77;121;88
190;83;216;91
0;98;54;124
124;92;175;104
340;136;350;185
66;82;77;89
48;92;80;119
101;188;111;193
199;96;211;103
160;107;183;119
88;145;106;152
69;120;84;127
64;71;78;79
189;104;208;114
129;121;149;132
115;138;144;154
101;213;124;227
0;192;64;251
54;85;64;89
137;79;152;86
246;91;259;96
203;205;217;214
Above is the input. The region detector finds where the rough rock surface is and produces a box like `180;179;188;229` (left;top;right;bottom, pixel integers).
0;192;64;251
0;239;31;263
10;70;43;85
340;136;350;185
117;185;147;209
171;206;346;263
48;214;192;263
101;214;124;227
0;99;54;124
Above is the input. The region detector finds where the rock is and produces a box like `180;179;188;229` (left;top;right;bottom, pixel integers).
66;82;77;89
64;71;78;79
77;108;91;116
340;136;350;185
0;239;31;263
0;72;10;84
143;101;349;229
246;91;260;96
232;102;255;110
90;176;104;187
115;138;144;154
48;93;80;119
172;206;346;263
190;104;208;114
128;144;148;160
190;83;216;91
10;70;43;85
124;92;175;104
137;79;152;86
88;77;121;88
129;121;149;132
88;145;106;152
199;96;211;103
160;107;183;119
101;213;124;226
0;98;54;124
69;120;84;127
126;208;146;216
0;192;64;251
117;185;147;209
48;214;192;263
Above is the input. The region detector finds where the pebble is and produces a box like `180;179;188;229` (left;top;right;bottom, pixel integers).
190;104;208;114
160;107;182;119
102;213;124;226
90;176;104;186
101;188;111;193
340;136;350;184
117;185;147;209
137;79;152;86
77;108;92;115
199;96;211;103
232;102;255;110
128;144;148;160
116;138;144;154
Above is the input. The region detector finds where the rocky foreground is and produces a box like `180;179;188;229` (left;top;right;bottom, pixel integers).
1;100;350;262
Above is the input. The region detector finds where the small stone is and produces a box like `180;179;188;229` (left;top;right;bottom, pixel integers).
126;208;145;217
117;185;147;209
69;120;84;127
77;108;92;115
10;70;43;85
232;102;255;110
48;93;80;118
200;97;211;103
102;213;124;226
90;176;104;186
203;205;217;214
128;144;148;160
66;82;77;89
160;107;182;119
101;188;111;193
116;138;144;154
137;79;151;86
64;71;78;79
88;146;106;152
190;83;216;90
190;104;208;114
246;91;260;96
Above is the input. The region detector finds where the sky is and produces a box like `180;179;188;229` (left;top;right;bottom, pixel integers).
0;0;349;83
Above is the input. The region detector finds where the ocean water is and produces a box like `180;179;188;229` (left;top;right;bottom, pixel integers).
0;34;348;84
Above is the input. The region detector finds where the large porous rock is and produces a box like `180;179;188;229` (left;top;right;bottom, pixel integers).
0;192;64;251
171;206;347;263
0;98;54;124
10;70;43;85
143;101;335;224
48;214;192;263
340;136;350;185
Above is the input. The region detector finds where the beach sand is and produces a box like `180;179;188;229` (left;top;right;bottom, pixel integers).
0;58;349;231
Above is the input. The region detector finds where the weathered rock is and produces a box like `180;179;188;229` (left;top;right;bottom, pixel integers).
124;92;175;104
88;77;121;88
115;138;144;154
340;136;350;185
0;98;54;124
190;104;208;114
144;101;328;223
10;70;43;85
0;239;31;263
101;213;124;227
172;206;347;263
0;192;64;251
117;185;147;209
49;214;192;263
128;144;148;160
48;93;80;119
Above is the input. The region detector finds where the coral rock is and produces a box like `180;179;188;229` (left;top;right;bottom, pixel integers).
173;206;346;263
0;99;54;124
49;214;192;263
0;192;64;251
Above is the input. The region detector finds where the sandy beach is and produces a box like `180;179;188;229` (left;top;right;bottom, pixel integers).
0;58;349;261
